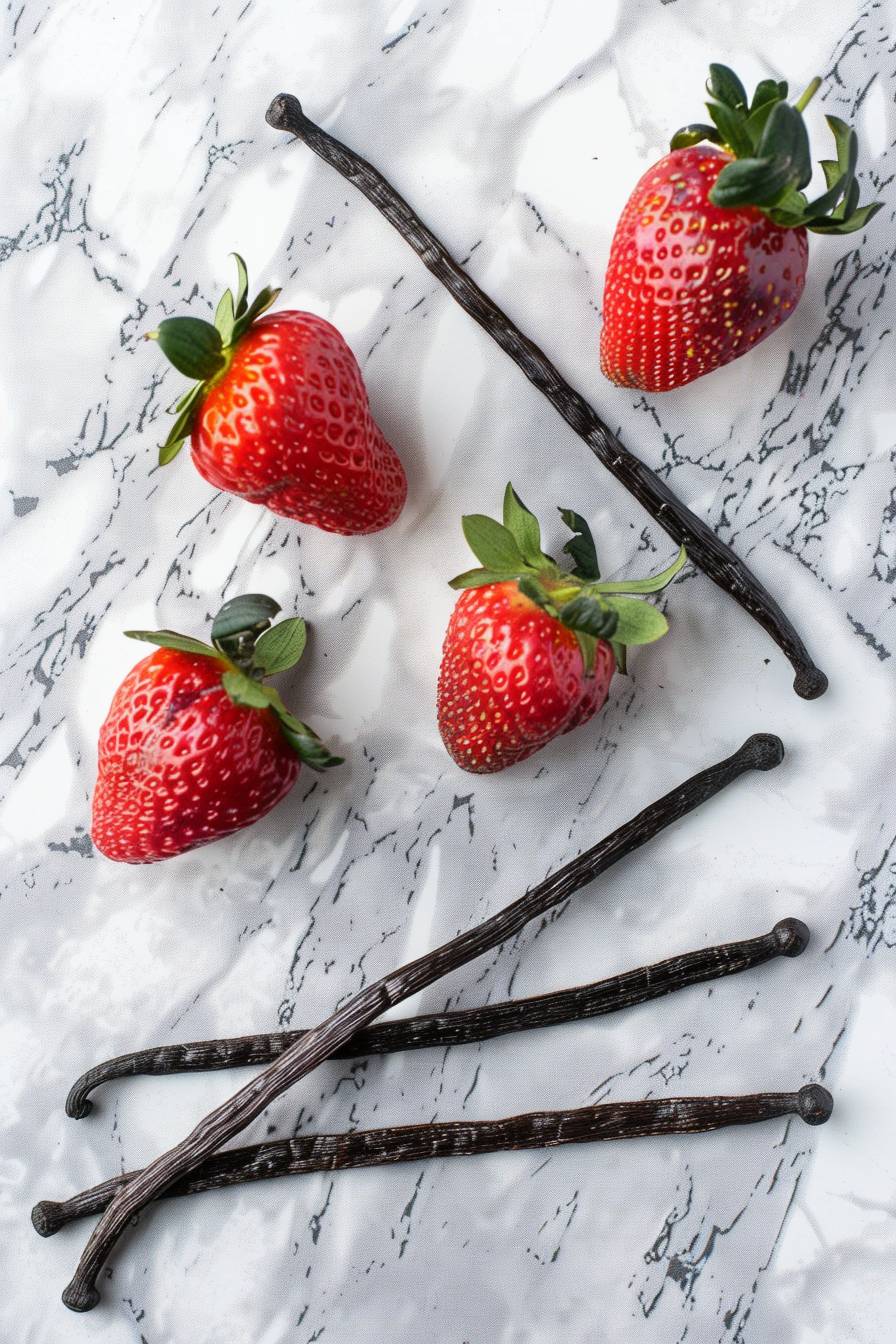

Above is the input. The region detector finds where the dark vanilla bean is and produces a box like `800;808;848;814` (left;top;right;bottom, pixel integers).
60;733;783;1311
66;917;809;1119
35;1084;832;1238
264;94;827;701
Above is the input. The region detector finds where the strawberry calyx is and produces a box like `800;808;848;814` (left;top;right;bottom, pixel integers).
125;593;342;771
448;485;687;675
671;64;882;235
146;254;282;466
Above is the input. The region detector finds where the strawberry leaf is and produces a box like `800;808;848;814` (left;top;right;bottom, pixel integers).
212;594;280;644
221;669;276;708
603;597;669;645
707;101;754;158
611;640;628;676
767;187;810;227
835;176;861;220
214;288;236;345
742;98;780;148
670;122;722;151
750;78;787;112
212;594;281;669
173;385;201;413
448;567;515;590
558;594;618;640
461;514;527;574
232;285;282;342
707;63;748;111
559;508;600;580
573;629;597;676
265;686;343;770
253;617;307;675
594;545;687;595
158;382;205;465
516;575;553;611
797;180;850;225
710;154;796;209
245;285;280;324
158;425;189;466
799;120;857;220
231;252;250;318
820;158;841;191
807;200;883;235
502;484;544;567
826;115;856;177
803;116;878;231
743;79;789;145
274;714;344;770
756;101;811;190
221;676;343;770
150;317;226;381
125;630;221;659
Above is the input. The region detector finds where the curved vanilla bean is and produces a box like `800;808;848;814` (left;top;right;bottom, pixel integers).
60;733;783;1311
35;1084;831;1238
66;917;809;1119
264;95;826;701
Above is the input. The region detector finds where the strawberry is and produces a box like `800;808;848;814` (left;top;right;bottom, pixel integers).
436;486;686;773
149;256;407;533
600;65;881;392
91;595;342;863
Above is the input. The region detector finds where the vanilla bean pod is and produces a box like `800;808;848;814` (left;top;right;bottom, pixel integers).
59;733;782;1311
35;1083;832;1238
66;917;808;1119
264;94;826;700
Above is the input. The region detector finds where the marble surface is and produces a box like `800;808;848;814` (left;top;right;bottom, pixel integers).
1;1;894;1339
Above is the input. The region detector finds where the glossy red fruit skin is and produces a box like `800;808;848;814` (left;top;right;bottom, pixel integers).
436;582;615;774
191;312;407;534
91;649;300;864
600;146;808;392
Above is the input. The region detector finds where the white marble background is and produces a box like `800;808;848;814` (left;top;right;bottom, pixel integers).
1;1;894;1340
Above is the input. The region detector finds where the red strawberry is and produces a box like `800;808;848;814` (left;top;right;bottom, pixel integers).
149;257;407;534
438;583;617;773
600;66;881;392
436;486;686;773
92;595;341;863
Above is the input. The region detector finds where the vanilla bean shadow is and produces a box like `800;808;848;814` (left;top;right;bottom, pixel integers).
264;94;827;701
34;1084;832;1238
58;733;784;1311
66;917;809;1119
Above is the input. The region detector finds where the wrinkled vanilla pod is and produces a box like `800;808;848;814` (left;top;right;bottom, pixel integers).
59;733;783;1311
264;94;827;701
34;1084;831;1237
66;918;808;1118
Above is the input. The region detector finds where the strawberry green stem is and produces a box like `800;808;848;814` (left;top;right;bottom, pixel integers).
676;65;881;235
546;583;581;605
794;76;821;113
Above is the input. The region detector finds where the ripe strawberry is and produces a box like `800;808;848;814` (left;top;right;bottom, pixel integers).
437;486;686;773
149;256;407;533
92;595;342;863
600;65;881;392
